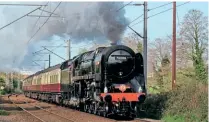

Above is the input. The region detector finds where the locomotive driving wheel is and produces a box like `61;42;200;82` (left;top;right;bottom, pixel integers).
101;104;109;117
89;103;95;114
92;102;98;115
84;103;90;113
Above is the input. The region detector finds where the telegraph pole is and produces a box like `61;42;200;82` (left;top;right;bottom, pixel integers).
172;2;176;89
67;39;71;60
144;1;148;93
10;72;13;91
49;54;51;68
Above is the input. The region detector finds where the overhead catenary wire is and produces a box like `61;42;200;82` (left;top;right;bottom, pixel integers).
38;8;61;17
148;2;173;11
148;2;190;19
116;1;133;12
128;2;173;26
27;15;63;18
127;13;143;26
30;2;49;33
42;47;66;60
0;7;41;31
0;3;47;6
177;10;180;26
130;1;190;27
27;2;62;43
33;41;67;56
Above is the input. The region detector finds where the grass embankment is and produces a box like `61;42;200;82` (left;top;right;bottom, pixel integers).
139;68;208;122
0;95;10;116
163;82;207;122
0;110;9;116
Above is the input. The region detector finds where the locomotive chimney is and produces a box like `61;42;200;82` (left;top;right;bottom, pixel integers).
110;42;117;45
110;40;122;46
111;40;121;45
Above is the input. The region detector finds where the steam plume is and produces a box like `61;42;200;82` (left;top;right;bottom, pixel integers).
0;2;129;71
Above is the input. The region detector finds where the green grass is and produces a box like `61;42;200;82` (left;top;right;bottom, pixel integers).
0;110;9;116
163;115;185;122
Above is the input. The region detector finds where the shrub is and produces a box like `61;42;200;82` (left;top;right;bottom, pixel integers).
137;93;169;119
0;110;9;116
0;90;6;95
163;81;208;122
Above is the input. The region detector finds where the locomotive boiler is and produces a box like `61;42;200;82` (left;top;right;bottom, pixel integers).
23;45;146;119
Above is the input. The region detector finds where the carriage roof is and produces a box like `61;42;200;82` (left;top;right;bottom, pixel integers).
23;64;61;80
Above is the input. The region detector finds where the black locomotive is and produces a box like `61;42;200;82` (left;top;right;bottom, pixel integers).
70;45;146;117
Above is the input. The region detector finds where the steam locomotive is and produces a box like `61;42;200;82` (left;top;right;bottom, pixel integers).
23;45;146;118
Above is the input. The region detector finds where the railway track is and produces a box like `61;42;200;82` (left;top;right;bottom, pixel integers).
6;94;156;122
8;95;76;122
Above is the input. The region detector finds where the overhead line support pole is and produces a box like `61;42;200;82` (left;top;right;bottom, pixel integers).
172;2;176;90
143;1;148;94
128;2;148;94
67;40;71;60
49;54;51;68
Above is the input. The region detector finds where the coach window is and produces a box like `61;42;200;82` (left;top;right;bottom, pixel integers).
55;75;57;83
54;75;56;83
37;78;39;85
46;74;48;84
52;75;54;83
39;77;41;84
51;75;53;83
53;75;55;83
51;75;54;83
50;76;52;83
55;75;56;83
45;75;46;84
53;75;54;83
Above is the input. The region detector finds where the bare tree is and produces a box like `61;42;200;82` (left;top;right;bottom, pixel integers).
147;38;172;91
179;9;208;81
167;35;192;69
149;38;171;69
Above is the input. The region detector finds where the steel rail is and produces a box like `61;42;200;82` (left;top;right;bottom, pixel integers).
8;96;46;122
35;105;76;122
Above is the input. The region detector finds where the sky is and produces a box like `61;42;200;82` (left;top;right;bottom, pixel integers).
0;1;208;73
124;1;208;40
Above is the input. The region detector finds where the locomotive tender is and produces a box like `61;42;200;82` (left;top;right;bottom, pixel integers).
23;45;146;118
